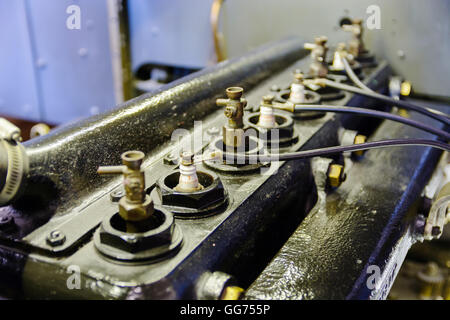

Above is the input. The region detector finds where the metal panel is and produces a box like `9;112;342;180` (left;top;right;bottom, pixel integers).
0;0;41;121
26;0;117;124
128;0;449;96
220;0;450;96
128;0;216;70
0;0;119;124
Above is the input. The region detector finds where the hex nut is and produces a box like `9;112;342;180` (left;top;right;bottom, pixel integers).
328;164;346;188
46;230;66;247
353;134;367;157
154;169;228;217
118;194;154;222
110;189;124;202
196;271;235;300
222;126;245;148
244;111;296;147
95;207;183;262
221;286;245;300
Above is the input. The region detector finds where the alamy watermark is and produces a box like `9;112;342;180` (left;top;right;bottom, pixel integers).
66;5;81;30
366;5;381;30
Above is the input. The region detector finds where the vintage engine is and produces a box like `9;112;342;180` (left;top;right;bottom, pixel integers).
0;33;448;300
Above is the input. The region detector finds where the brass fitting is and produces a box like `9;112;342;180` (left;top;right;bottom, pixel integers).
216;87;247;147
221;286;245;300
417;262;444;300
400;81;412;97
98;150;154;222
342;19;366;58
304;36;329;78
353;134;367;157
294;71;304;84
444;276;450;300
327;164;346;188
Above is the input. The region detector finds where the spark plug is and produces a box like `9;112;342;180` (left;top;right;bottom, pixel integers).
175;151;203;193
289;72;306;104
257;95;277;128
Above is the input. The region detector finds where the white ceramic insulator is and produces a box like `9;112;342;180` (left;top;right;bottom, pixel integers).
176;163;200;192
258;105;276;128
289;83;306;104
332;52;345;70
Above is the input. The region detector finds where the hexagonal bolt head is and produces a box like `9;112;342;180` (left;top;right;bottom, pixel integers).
223;127;245;148
46;230;66;247
158;171;226;211
119;195;154;222
353;134;367;157
327;164;346;188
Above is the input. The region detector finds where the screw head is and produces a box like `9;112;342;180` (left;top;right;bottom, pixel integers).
163;153;178;165
46;230;66;247
110;189;125;202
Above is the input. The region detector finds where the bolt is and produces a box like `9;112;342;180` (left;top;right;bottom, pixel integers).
0;215;14;230
196;271;235;300
327;164;346;188
221;286;245;300
46;230;66;247
163;152;178;165
414;215;426;236
110;189;125;202
400;81;412;96
78;48;88;57
353;134;367;157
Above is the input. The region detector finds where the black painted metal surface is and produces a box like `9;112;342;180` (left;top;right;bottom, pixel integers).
6;37;308;234
244;106;448;300
0;35;418;300
0;37;308;298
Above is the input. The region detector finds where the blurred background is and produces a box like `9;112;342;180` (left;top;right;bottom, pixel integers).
0;0;449;129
